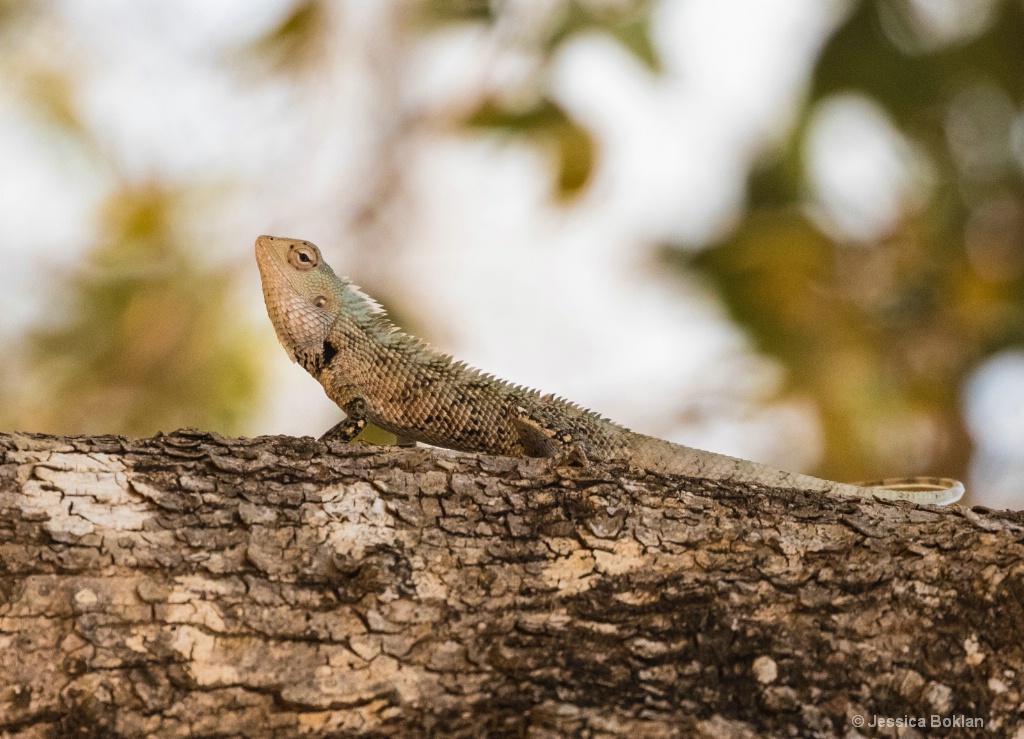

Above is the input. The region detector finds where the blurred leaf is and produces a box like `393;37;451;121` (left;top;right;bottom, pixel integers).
551;113;595;197
812;1;945;120
667;0;1024;488
673;201;984;481
24;183;261;437
746;150;806;210
0;2;90;140
680;211;840;362
22;67;85;134
417;0;493;25
813;0;1024;130
607;13;660;73
430;1;655;201
415;0;660;75
0;0;40;30
467;98;596;198
552;1;661;72
236;0;330;76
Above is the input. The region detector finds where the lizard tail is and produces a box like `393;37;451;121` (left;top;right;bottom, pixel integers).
620;433;964;505
850;477;964;505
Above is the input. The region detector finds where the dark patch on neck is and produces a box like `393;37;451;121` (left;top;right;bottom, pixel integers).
322;340;339;366
297;350;320;376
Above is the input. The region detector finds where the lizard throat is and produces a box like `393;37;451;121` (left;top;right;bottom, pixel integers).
297;339;340;377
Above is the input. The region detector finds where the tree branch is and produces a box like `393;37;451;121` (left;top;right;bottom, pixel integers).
1;431;1021;737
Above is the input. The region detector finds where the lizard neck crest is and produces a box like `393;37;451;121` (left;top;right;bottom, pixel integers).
341;283;387;322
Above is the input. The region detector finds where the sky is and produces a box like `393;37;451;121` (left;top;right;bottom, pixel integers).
2;0;1021;506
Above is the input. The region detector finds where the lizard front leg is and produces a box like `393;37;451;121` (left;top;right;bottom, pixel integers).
320;393;418;447
320;397;369;443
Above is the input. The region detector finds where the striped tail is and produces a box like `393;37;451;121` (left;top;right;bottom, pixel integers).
849;477;964;505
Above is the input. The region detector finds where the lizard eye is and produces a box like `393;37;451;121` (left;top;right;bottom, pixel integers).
289;246;319;270
313;295;328;308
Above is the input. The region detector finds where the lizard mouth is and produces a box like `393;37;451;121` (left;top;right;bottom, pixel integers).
255;236;305;363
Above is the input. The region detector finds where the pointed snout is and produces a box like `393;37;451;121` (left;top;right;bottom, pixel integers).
255;234;291;268
255;234;277;255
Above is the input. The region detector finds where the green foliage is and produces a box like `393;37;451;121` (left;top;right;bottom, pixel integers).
235;0;331;76
426;0;659;199
813;1;1024;118
418;0;494;25
673;209;972;480
433;0;1021;484
6;0;1017;485
551;1;661;72
0;6;265;438
677;0;1024;482
22;185;261;437
0;1;90;139
467;98;595;199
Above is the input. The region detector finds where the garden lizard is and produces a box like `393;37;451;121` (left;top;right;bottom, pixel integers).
256;235;964;505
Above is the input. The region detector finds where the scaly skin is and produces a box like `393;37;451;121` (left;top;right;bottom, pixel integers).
256;235;964;505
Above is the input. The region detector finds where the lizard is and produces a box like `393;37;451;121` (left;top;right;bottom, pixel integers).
255;234;964;505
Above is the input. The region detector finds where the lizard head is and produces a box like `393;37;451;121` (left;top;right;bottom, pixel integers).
255;235;344;374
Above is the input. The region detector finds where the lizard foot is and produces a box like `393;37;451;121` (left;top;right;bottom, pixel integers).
319;398;369;443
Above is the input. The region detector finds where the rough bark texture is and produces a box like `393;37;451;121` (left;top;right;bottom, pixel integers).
0;430;1022;738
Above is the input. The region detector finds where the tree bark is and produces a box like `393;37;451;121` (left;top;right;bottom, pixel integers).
0;430;1022;738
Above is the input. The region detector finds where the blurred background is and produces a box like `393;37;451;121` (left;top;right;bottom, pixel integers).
2;0;1023;507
